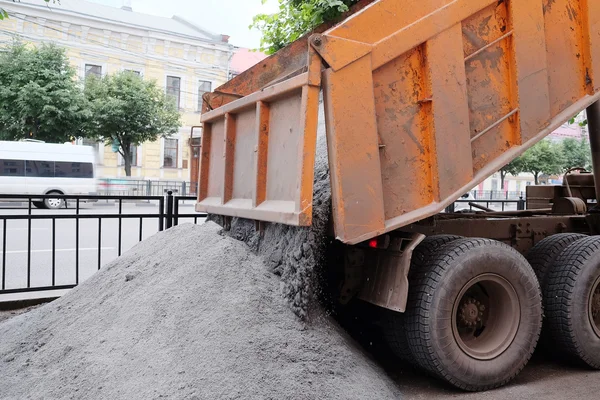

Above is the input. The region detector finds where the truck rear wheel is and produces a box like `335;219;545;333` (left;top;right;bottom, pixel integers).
405;238;542;391
526;233;587;287
383;235;461;364
544;237;600;369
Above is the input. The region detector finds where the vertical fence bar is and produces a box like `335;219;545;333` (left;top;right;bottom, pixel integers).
52;218;56;286
75;199;80;285
27;198;32;288
2;218;6;291
97;218;102;271
166;191;174;229
118;199;123;256
139;217;143;242
174;198;179;227
147;180;152;196
158;197;165;232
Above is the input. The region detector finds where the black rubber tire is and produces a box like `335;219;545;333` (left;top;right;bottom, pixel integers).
544;236;600;369
526;233;587;288
405;238;542;391
383;235;461;364
32;201;45;209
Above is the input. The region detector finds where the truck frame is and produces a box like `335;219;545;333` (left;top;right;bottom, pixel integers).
192;0;600;391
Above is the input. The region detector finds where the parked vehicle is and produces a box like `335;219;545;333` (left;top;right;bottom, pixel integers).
0;140;97;209
193;0;600;392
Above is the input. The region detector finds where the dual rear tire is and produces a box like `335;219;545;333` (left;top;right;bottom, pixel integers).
384;234;600;391
543;237;600;368
401;238;542;391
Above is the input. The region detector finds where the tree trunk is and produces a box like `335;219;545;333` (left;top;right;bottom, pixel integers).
534;172;539;185
121;146;132;177
500;170;506;190
124;157;132;177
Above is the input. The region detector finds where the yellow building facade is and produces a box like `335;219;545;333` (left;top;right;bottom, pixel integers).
0;0;233;181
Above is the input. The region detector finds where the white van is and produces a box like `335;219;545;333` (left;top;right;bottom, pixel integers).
0;140;98;209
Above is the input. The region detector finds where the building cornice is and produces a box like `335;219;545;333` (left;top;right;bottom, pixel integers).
1;1;234;52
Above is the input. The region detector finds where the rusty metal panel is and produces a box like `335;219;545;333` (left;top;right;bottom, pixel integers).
426;24;473;201
323;55;386;241
197;0;600;245
196;73;320;225
312;0;600;244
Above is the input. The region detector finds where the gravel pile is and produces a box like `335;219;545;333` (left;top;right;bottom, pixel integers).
0;223;399;399
215;101;332;319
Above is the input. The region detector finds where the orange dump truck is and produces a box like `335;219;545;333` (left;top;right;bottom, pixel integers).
193;0;600;391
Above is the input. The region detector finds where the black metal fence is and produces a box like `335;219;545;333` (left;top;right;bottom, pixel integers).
468;190;526;200
0;192;205;297
446;198;526;213
97;178;194;196
0;191;526;299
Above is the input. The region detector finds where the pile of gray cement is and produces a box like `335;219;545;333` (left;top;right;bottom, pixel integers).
0;223;399;399
214;103;332;320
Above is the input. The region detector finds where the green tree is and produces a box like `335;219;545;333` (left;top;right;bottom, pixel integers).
518;140;565;185
252;0;358;54
499;158;524;190
84;71;182;176
0;41;90;142
561;137;591;172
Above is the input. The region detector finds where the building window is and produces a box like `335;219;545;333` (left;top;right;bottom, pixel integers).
124;69;141;77
163;138;178;168
166;76;181;108
198;80;212;110
81;138;100;152
85;64;102;79
119;144;138;166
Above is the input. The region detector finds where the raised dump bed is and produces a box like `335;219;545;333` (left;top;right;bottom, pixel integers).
196;0;600;244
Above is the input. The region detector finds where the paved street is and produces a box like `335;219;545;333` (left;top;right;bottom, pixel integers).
0;202;205;302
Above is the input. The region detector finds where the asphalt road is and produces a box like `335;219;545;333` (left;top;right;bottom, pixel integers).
0;201;205;301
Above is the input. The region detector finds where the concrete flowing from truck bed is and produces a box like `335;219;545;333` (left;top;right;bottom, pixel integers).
214;101;332;320
0;223;400;400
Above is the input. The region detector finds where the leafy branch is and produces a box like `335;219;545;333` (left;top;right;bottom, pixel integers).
251;0;358;55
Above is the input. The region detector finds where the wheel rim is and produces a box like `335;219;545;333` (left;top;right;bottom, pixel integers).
47;198;61;208
452;273;521;360
589;276;600;339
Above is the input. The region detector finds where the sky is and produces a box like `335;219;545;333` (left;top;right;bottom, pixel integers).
88;0;280;49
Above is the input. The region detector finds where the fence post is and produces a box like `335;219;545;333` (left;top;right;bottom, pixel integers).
174;197;180;227
182;181;187;196
166;191;174;229
445;202;456;213
146;180;152;197
518;196;526;211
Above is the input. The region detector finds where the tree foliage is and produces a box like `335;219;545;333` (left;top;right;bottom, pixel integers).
0;41;90;142
500;140;565;185
561;137;591;171
499;158;523;189
251;0;358;54
84;71;181;176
